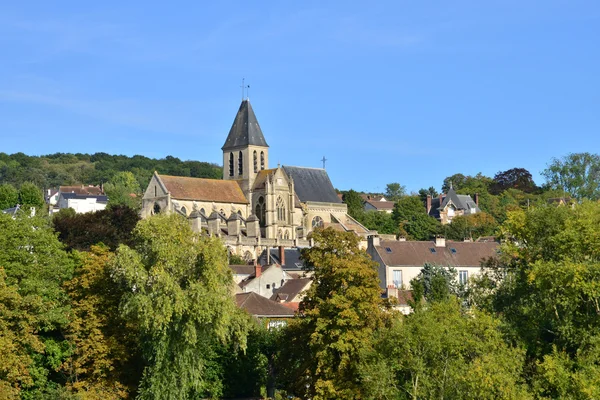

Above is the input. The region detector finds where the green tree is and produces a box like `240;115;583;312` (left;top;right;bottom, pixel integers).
392;196;441;240
418;186;438;203
18;182;45;211
342;189;364;218
356;211;398;235
104;171;142;210
278;228;394;399
385;182;406;201
491;168;538;195
0;183;18;210
362;298;531;399
542;152;600;200
410;263;459;306
110;214;250;400
445;211;498;241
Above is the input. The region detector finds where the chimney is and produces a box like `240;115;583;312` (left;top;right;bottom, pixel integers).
426;195;432;214
254;264;262;278
368;234;380;249
463;237;472;243
279;246;286;267
435;235;446;247
474;193;479;206
439;193;444;207
398;236;406;242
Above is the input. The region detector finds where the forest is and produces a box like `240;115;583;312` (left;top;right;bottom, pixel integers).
1;151;600;399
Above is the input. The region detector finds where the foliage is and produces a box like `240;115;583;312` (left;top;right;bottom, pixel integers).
62;246;140;399
444;211;498;240
491;168;538;195
355;210;398;235
542;152;600;200
392;196;441;240
418;186;438;203
0;152;222;190
410;263;460;306
385;182;406;201
52;205;140;251
0;213;74;396
363;298;531;399
19;181;45;211
0;183;18;210
110;214;251;400
341;189;364;218
279;228;394;399
443;172;493;194
104;171;142;210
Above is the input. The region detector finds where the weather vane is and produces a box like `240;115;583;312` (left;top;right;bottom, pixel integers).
240;78;250;100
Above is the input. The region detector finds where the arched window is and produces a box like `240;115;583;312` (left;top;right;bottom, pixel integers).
260;151;265;170
276;197;285;222
237;210;242;217
200;208;205;215
219;209;225;217
229;153;234;177
181;206;187;216
238;151;243;175
278;229;283;239
312;216;324;229
255;196;266;227
284;230;290;240
153;203;161;214
253;151;258;173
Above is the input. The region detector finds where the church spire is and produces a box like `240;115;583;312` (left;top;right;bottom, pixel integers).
222;99;269;150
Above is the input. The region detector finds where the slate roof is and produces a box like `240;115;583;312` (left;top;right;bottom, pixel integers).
270;278;311;302
222;100;268;150
428;188;480;218
282;166;342;204
259;248;306;271
158;174;248;204
2;205;20;216
235;292;296;317
376;240;499;267
59;185;103;195
60;193;108;202
230;265;255;275
366;200;395;210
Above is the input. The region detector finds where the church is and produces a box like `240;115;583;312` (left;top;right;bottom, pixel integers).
141;99;369;259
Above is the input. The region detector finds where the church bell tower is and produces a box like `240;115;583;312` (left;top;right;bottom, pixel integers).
222;99;269;196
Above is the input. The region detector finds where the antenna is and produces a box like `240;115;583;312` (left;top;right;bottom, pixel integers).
240;78;250;100
321;156;328;169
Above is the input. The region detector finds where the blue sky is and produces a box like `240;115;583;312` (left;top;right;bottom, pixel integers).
1;1;598;193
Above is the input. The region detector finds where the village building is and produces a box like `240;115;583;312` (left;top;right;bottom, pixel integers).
426;186;480;224
235;292;296;329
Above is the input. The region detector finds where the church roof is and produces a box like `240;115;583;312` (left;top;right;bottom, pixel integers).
222;99;268;150
282;166;342;204
158;174;248;204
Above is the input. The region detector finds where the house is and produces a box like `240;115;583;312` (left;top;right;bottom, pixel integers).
270;277;312;311
258;247;306;273
426;187;480;224
55;192;108;214
230;264;256;284
364;199;395;214
2;205;36;219
367;235;499;303
236;292;295;329
238;263;295;298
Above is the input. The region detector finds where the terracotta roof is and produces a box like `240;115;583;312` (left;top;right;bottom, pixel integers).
270;278;311;302
236;292;296;317
376;240;499;267
366;200;395;210
252;168;277;188
59;185;103;195
158;174;248;204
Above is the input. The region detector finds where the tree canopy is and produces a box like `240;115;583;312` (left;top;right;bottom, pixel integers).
542;152;600;200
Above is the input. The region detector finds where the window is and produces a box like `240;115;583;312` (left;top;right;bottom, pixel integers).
255;196;266;227
459;270;468;285
450;248;457;254
219;209;225;217
260;151;265;170
429;248;436;253
228;152;234;177
200;208;205;215
153;203;161;214
392;270;402;288
385;247;392;253
154;186;157;197
253;151;258;173
284;230;290;240
312;216;324;229
276;197;286;221
238;151;243;175
180;206;187;216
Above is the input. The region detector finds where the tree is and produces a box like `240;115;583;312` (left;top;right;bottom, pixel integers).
278;228;394;399
410;263;460;306
362;298;531;399
418;186;438;204
110;214;251;400
0;213;74;397
62;246;141;398
0;183;18;210
355;211;398;235
444;212;498;241
385;182;406;201
18;182;45;211
104;171;142;210
442;173;468;192
491;168;537;195
392;196;441;240
341;189;364;218
542;152;600;200
52;205;140;251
